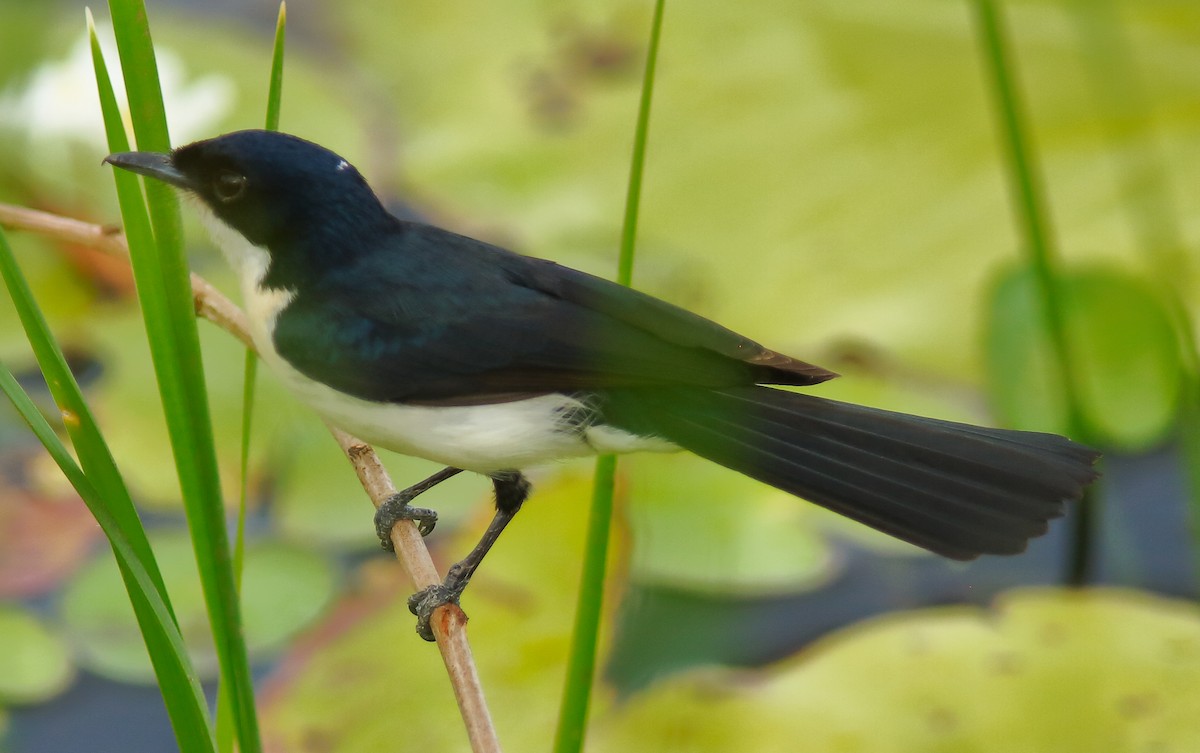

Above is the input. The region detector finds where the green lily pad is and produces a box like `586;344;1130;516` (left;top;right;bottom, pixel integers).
0;605;73;704
593;587;1200;752
61;532;337;682
625;452;837;594
986;264;1183;449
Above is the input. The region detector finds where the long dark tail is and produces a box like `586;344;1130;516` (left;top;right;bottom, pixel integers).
601;387;1100;560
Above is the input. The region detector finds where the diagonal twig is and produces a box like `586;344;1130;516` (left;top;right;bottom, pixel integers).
0;201;501;753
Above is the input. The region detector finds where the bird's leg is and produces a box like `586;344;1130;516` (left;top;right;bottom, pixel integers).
408;470;530;641
374;466;463;549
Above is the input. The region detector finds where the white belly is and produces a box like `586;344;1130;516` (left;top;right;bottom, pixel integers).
268;357;610;471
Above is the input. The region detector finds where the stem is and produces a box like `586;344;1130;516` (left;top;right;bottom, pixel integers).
554;2;666;751
971;0;1096;584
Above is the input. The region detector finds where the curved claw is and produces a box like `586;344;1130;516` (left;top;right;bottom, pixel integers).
374;494;438;551
371;468;459;550
407;584;458;642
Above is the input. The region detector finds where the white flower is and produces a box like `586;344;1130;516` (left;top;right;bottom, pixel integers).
0;27;235;164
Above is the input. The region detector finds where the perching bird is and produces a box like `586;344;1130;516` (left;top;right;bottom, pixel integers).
106;130;1099;640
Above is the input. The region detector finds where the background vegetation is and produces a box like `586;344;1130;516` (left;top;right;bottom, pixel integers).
0;1;1197;751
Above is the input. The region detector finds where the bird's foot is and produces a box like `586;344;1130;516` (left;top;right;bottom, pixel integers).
374;493;438;551
407;581;463;642
373;467;461;550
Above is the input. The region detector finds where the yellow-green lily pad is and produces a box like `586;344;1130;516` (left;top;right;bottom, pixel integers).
985;264;1183;449
625;452;837;594
593;587;1200;753
61;533;337;682
0;605;73;704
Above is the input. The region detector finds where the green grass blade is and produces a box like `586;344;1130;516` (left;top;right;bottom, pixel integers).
97;5;262;751
614;0;664;290
554;455;618;753
0;355;214;753
216;351;256;753
219;6;287;750
239;0;287;569
228;0;287;595
0;189;171;623
971;0;1073;386
265;1;287;132
554;2;666;751
971;0;1098;585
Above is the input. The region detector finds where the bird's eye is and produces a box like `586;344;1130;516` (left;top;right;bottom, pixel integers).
212;171;247;203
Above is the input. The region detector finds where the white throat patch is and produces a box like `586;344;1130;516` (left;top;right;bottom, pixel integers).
193;202;296;354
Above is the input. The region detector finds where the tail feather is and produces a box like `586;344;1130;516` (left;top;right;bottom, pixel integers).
673;410;1049;543
602;387;1100;560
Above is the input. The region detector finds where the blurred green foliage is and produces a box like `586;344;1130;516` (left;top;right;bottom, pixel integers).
0;606;72;704
0;1;1197;751
62;532;335;682
987;263;1184;448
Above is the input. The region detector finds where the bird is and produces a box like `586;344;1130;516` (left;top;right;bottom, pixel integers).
105;130;1100;641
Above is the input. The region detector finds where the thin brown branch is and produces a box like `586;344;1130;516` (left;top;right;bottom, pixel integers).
0;203;129;256
334;429;495;751
0;201;502;753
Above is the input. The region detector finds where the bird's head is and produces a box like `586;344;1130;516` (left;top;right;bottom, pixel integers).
105;130;393;283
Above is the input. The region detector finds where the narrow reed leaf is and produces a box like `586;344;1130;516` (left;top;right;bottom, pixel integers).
0;165;169;616
555;3;666;752
100;3;263;750
2;364;214;753
220;6;287;750
1;233;213;753
616;0;665;289
265;2;287;132
971;0;1097;584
